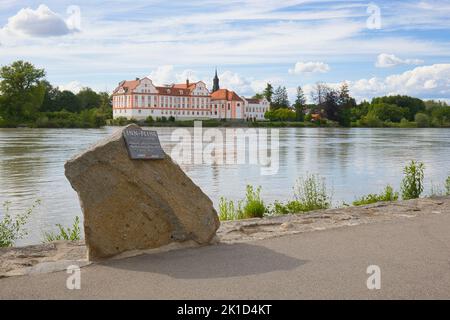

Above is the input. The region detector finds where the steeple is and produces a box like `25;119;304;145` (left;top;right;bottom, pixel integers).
212;68;220;93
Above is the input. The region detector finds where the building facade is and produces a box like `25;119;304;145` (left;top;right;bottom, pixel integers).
243;97;270;121
112;72;269;121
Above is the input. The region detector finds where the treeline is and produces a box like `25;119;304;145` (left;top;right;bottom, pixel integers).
254;83;450;127
0;61;112;128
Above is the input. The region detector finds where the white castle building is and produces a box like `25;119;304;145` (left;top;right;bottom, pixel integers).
112;70;269;121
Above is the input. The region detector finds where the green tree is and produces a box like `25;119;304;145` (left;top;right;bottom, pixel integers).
252;93;264;99
40;80;60;112
293;86;306;121
0;61;46;121
98;92;112;119
77;87;101;110
415;113;430;127
271;86;290;110
54;90;81;113
430;106;450;126
372;95;425;121
369;103;407;122
263;83;274;103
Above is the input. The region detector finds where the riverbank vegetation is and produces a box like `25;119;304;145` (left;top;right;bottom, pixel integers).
0;200;81;247
0;200;40;247
2;162;449;244
43;216;81;242
352;185;399;206
257;83;450;128
1;60;449;128
0;61;111;128
219;161;449;221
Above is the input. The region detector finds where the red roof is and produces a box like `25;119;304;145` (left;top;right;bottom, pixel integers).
113;80;140;94
211;89;243;102
244;98;261;104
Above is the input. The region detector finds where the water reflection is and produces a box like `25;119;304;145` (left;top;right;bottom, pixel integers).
1;127;449;245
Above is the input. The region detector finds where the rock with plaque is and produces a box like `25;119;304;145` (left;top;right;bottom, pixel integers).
64;124;220;261
123;128;165;160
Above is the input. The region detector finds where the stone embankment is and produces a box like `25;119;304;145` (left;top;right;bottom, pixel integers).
1;196;449;278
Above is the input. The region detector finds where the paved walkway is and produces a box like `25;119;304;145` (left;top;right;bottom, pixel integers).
1;212;450;299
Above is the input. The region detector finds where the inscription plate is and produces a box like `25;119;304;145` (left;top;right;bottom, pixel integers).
123;128;165;160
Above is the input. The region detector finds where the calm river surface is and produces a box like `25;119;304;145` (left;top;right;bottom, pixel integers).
1;127;449;245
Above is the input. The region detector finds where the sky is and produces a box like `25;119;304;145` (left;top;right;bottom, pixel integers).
0;0;449;102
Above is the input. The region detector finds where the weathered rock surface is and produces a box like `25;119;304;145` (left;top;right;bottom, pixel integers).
0;241;88;278
64;124;220;260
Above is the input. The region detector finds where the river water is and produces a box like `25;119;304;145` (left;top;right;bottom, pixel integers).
1;127;449;245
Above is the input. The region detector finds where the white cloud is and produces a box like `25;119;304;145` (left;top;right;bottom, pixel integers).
349;64;450;100
147;65;200;85
289;61;330;74
375;53;424;68
218;71;252;93
147;65;176;84
2;5;75;37
58;81;83;94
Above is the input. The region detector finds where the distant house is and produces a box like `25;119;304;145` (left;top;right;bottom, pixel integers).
210;89;244;119
311;113;322;122
242;97;270;121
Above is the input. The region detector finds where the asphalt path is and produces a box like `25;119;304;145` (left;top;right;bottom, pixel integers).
1;212;450;299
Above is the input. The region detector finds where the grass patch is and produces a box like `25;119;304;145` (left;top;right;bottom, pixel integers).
401;160;425;200
218;185;266;221
293;174;331;211
446;176;450;196
0;200;40;247
352;185;399;206
43;216;81;242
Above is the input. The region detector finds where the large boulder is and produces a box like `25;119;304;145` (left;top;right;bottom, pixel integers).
65;124;219;260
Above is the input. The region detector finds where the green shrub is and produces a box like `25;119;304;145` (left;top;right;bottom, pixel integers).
241;185;266;218
146;116;154;124
353;185;399;206
267;200;306;215
401;161;425;200
293;174;331;211
446;176;450;196
218;185;266;220
415;113;430;127
399;118;417;128
43;216;81;242
359;112;383;127
0;200;40;247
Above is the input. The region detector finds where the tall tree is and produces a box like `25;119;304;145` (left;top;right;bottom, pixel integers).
293;86;306;121
0;61;46;120
311;82;329;107
272;86;290;110
323;89;340;121
40;80;60;112
98;92;112;118
263;83;274;103
55;90;81;113
252;93;264;99
371;95;425;120
77;87;101;110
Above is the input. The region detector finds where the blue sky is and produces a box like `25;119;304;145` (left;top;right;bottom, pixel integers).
0;0;449;102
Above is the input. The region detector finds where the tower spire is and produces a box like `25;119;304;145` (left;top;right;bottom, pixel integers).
212;67;220;93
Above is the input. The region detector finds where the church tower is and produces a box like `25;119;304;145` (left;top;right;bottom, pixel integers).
212;68;220;93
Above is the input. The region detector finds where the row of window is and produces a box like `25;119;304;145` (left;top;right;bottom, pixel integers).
114;109;213;116
246;108;268;113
